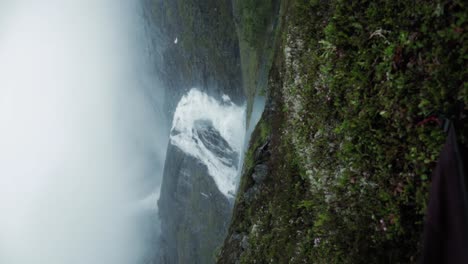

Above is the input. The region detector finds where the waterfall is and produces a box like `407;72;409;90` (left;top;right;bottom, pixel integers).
170;88;246;197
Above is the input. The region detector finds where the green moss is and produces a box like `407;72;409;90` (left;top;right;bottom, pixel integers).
282;0;467;262
223;0;466;263
236;0;273;49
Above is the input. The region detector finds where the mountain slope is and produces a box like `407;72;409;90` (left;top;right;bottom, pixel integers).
219;0;467;263
146;0;246;263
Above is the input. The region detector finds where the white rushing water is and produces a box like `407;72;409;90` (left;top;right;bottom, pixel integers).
170;89;246;197
0;1;166;263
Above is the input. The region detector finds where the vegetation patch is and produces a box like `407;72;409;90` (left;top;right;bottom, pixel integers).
222;0;466;263
282;0;467;262
232;0;285;121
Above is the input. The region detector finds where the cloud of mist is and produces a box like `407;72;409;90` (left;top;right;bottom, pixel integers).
0;1;166;263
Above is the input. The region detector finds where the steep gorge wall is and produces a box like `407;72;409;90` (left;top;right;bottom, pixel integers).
145;0;245;263
146;0;243;111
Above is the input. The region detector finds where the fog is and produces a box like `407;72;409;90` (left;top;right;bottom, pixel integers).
0;1;167;263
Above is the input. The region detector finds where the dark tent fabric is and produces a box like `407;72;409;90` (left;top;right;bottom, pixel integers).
421;122;468;263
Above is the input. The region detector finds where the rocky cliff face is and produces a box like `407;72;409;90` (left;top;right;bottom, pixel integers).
157;91;246;263
155;86;247;263
144;0;246;263
158;144;232;264
145;0;243;113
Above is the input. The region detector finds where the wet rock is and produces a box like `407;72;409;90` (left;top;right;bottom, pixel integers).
158;145;232;264
255;137;271;160
241;235;250;251
244;185;260;204
230;232;242;243
252;164;269;184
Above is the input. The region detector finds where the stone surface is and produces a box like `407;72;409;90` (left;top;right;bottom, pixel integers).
157;145;232;264
252;164;269;184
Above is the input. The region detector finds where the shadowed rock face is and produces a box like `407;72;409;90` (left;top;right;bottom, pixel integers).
143;0;243;117
158;117;241;263
157;144;232;264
